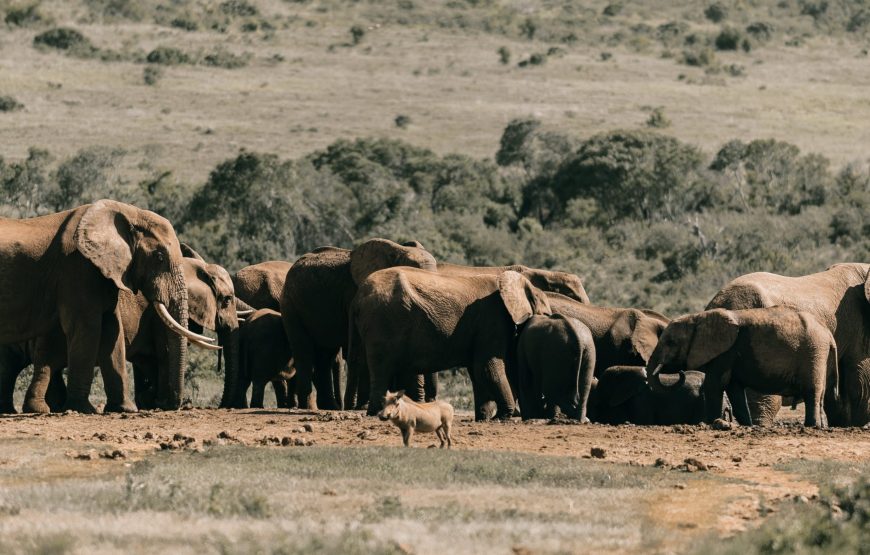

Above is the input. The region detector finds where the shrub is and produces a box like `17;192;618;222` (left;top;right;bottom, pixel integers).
146;46;189;65
714;27;742;50
847;10;870;33
646;107;670;129
656;21;689;46
33;27;90;51
170;17;198;32
550;130;707;223
0;96;24;112
201;49;250;69
746;21;774;42
394;114;411;128
4;3;45;27
497;46;510;65
219;0;258;16
704;2;728;23
682;47;715;67
602;3;622;16
519;17;536;39
350;25;365;45
143;66;163;86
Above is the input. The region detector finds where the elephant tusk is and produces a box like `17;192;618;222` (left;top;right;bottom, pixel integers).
190;338;222;351
155;302;216;343
650;363;663;376
236;309;255;318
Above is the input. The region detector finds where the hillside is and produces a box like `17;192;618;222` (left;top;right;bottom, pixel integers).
2;0;870;184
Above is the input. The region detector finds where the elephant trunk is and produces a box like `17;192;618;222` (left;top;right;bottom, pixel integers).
218;327;241;408
163;263;189;409
649;364;686;390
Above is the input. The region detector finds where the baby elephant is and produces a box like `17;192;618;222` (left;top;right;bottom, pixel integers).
378;391;454;448
649;306;838;427
516;314;596;421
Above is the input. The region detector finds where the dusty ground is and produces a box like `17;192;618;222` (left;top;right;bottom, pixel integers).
2;407;868;553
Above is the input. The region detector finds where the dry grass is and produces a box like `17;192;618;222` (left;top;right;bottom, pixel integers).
0;439;706;554
1;1;869;184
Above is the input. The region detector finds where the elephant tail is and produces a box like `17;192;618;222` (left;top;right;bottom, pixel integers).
829;341;840;402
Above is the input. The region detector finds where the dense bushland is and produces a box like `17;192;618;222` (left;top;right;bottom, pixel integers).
1;123;867;314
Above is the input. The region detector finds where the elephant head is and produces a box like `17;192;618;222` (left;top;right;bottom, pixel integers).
587;366;652;423
498;271;552;325
522;269;590;304
181;258;242;409
75;199;200;407
649;309;738;389
349;238;437;285
609;309;667;366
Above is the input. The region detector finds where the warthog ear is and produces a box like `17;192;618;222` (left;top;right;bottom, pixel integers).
396;390;405;399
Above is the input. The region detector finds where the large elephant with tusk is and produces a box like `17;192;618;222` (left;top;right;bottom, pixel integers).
0;200;199;413
0;251;235;412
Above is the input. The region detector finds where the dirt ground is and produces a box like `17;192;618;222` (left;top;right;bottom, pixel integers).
2;407;869;552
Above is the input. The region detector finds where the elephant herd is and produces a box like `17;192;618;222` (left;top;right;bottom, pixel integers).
1;201;869;429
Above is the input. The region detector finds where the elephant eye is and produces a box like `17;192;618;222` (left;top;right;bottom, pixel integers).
221;297;231;308
156;251;165;263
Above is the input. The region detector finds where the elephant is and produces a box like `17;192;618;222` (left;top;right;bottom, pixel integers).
705;263;870;426
515;314;595;421
345;263;591;407
587;366;710;425
280;239;437;410
544;293;668;376
648;307;839;427
0;200;201;413
437;263;590;303
352;269;552;420
235;308;296;409
233;261;293;311
0;253;239;412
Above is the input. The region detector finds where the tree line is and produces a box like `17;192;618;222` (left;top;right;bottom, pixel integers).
2;121;868;314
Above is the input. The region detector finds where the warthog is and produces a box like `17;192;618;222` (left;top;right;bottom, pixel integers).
378;390;454;448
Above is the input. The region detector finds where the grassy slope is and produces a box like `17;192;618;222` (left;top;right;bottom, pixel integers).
1;0;869;185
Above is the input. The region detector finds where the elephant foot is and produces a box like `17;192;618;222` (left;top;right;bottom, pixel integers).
22;398;51;414
104;400;138;414
62;399;99;414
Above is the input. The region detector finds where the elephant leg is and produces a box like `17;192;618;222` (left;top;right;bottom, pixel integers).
725;381;752;426
331;353;343;410
45;368;67;412
293;353;316;410
272;379;289;408
701;369;727;425
402;373;425;403
0;352;26;414
473;357;513;421
365;352;394;417
746;390;781;427
22;362;53;414
424;373;438;402
250;380;266;408
99;309;136;413
312;349;339;411
133;362;158;410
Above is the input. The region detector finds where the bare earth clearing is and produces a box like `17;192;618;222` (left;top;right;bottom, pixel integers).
1;408;868;553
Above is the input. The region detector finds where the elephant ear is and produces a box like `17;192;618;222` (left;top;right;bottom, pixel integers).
74;199;135;293
864;267;870;305
686;309;739;370
610;310;661;363
498;271;550;325
180;243;205;262
183;259;218;329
